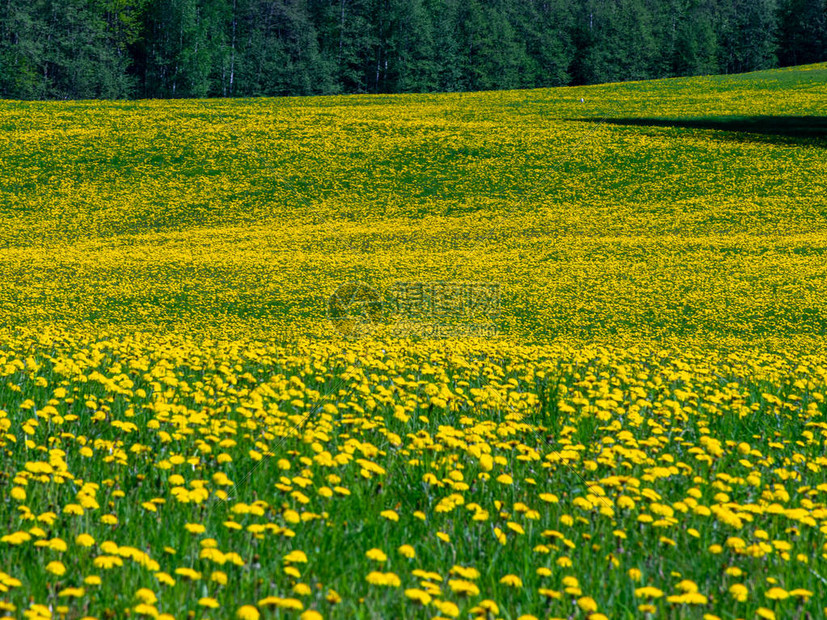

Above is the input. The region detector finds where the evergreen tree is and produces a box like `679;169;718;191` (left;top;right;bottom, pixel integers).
1;0;819;100
777;0;827;66
571;0;656;84
672;0;719;76
451;0;526;91
233;0;332;97
428;0;464;91
312;0;377;93
512;0;574;88
1;0;141;99
718;0;778;73
570;0;613;84
138;0;225;97
385;0;437;92
0;0;43;98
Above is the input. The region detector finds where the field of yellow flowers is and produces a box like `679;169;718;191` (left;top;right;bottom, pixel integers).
1;63;827;619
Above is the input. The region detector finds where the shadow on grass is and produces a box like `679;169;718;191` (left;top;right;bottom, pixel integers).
569;115;827;147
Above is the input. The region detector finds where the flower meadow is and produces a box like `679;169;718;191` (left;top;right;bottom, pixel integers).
1;333;827;620
1;64;827;619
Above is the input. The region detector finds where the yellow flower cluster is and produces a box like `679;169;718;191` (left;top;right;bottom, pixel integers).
0;64;825;344
0;331;824;617
0;61;826;619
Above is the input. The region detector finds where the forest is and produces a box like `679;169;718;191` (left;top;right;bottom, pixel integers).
0;0;825;100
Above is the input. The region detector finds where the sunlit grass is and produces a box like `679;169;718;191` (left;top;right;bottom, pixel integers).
1;63;827;619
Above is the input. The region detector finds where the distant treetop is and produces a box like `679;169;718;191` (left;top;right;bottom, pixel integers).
0;0;824;100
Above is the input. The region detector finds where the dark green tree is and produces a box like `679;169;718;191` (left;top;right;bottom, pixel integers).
777;0;827;66
718;0;778;73
0;0;43;98
672;0;719;75
308;0;377;93
1;0;818;100
137;0;227;97
510;0;575;88
1;0;142;99
232;0;332;97
571;0;657;84
383;0;438;92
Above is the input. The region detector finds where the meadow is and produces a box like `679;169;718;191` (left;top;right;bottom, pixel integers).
0;63;827;619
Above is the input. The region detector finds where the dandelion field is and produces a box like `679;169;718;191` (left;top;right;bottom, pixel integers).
1;64;827;619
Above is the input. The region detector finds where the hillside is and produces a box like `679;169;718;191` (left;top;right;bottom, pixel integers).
1;64;827;620
1;63;826;344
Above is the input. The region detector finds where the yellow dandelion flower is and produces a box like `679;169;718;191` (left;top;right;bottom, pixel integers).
2;531;31;545
365;571;401;587
577;596;598;612
76;534;95;547
155;572;175;586
471;600;499;615
135;589;158;605
538;588;562;599
666;593;708;604
284;550;308;563
40;538;68;553
450;566;480;580
236;606;260;620
729;583;748;602
789;589;813;599
174;567;201;581
58;587;85;598
133;603;159;617
506;521;525;535
765;587;789;600
448;579;479;596
432;600;460;617
404;588;432;605
398;544;415;558
93;556;123;569
46;561;66;576
500;574;523;588
257;597;303;610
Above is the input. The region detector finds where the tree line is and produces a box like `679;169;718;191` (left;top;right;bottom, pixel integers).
0;0;824;100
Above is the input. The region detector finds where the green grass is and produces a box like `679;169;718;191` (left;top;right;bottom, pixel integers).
0;63;827;620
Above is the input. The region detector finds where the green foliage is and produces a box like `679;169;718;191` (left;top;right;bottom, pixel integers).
0;0;824;100
777;0;827;67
